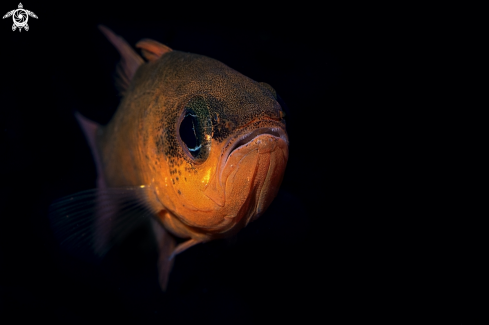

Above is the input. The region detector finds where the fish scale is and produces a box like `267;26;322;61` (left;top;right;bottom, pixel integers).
49;25;289;291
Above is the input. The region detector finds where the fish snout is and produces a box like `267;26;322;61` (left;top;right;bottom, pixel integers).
215;128;288;227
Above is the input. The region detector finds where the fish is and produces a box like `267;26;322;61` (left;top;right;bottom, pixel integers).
49;25;289;291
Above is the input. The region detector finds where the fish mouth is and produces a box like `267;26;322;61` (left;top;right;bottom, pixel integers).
216;125;288;230
216;124;288;204
201;122;288;224
190;123;288;233
222;126;288;166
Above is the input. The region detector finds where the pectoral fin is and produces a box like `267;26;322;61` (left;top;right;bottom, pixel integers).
49;187;158;261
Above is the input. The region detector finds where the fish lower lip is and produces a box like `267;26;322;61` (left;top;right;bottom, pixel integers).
209;126;288;209
224;127;287;164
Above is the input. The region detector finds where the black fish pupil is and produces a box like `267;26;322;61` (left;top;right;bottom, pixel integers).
179;111;201;157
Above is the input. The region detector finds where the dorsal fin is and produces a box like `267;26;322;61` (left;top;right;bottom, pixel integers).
136;38;172;62
98;25;144;95
74;112;106;189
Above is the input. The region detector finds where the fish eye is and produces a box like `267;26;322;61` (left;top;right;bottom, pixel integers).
179;110;201;158
178;97;212;163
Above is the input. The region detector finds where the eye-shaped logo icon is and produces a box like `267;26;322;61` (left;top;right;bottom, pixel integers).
2;3;38;32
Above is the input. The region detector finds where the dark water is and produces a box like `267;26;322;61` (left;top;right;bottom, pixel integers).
0;2;405;324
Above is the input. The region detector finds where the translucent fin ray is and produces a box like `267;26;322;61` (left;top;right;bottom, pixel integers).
49;187;160;262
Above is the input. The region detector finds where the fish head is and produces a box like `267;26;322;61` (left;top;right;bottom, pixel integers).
142;52;289;241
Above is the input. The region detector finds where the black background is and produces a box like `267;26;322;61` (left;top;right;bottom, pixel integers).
0;1;405;324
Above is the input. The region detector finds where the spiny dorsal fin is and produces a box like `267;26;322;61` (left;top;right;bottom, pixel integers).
98;25;144;95
136;38;172;62
74;112;106;190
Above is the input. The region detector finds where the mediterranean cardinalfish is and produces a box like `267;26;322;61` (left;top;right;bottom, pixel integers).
49;25;289;291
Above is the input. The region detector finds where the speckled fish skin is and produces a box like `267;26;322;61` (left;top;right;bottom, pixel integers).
56;26;291;290
98;40;289;244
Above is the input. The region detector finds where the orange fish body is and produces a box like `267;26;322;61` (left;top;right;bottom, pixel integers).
51;25;288;290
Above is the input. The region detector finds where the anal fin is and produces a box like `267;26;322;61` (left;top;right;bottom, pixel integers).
151;219;176;291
